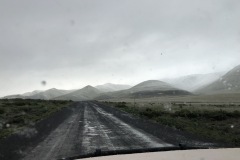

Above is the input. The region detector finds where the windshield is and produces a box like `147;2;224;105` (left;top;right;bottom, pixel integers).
0;0;240;160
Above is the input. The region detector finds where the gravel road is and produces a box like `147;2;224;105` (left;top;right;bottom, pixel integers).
17;101;216;160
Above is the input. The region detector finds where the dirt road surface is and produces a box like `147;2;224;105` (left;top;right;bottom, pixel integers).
1;101;217;160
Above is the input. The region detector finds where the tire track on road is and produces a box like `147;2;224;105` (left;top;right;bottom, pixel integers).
22;104;85;160
79;102;173;155
81;103;116;154
90;103;173;149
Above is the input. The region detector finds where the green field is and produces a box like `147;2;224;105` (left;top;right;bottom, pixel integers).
0;99;73;139
102;97;240;146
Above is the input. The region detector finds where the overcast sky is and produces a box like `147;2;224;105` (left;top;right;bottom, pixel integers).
0;0;240;96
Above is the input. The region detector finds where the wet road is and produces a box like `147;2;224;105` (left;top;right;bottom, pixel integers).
22;102;173;160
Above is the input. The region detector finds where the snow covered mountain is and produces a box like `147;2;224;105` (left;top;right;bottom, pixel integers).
162;72;224;91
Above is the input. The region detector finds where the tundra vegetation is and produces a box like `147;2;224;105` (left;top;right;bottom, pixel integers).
0;99;73;139
103;101;240;146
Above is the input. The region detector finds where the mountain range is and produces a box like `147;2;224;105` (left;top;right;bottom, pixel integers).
95;80;191;100
2;65;240;101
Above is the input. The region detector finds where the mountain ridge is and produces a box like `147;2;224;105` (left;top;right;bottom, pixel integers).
2;65;240;100
54;85;102;101
95;80;191;100
28;88;74;100
95;83;131;92
162;72;224;92
196;65;240;94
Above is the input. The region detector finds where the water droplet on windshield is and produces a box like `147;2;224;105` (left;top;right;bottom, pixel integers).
41;80;47;86
70;19;75;26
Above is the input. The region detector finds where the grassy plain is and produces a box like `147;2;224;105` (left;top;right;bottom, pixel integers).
100;93;240;146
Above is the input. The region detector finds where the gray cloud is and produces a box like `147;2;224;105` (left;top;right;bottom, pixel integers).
0;0;240;96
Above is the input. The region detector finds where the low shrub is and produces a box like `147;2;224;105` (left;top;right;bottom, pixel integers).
115;102;127;108
139;107;165;118
0;108;5;114
0;99;73;139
